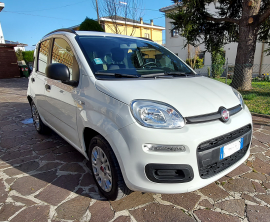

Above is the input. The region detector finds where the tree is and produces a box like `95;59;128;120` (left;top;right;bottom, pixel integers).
15;49;23;61
93;0;143;36
22;50;34;63
167;0;270;90
79;17;104;31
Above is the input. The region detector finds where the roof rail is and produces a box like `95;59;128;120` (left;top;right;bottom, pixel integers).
44;28;77;37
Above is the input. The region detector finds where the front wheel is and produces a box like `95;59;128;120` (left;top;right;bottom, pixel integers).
88;135;132;200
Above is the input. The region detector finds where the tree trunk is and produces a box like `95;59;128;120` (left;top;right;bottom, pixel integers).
231;0;261;91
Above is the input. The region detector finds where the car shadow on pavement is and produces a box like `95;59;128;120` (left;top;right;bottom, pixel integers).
0;101;106;206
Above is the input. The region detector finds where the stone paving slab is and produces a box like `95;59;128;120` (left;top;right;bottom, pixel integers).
0;78;270;221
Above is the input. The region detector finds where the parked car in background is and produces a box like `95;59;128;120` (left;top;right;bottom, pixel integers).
27;29;252;200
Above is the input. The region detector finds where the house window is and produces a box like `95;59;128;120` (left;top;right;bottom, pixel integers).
144;33;150;38
171;24;179;37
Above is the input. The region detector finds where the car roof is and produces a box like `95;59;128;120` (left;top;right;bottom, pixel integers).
42;28;153;42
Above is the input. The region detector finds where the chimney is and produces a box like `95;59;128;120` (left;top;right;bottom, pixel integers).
140;17;143;24
150;19;153;26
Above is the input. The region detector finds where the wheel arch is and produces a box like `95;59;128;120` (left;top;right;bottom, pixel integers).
27;95;33;105
83;127;100;156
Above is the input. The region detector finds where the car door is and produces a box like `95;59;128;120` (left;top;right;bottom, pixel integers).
30;39;52;120
43;37;81;147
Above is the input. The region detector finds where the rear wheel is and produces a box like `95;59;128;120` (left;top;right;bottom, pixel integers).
88;135;132;200
31;101;50;134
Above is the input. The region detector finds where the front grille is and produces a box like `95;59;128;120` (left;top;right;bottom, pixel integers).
198;124;252;151
197;124;252;179
199;144;249;179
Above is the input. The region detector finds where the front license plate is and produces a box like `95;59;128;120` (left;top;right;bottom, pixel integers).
220;138;244;160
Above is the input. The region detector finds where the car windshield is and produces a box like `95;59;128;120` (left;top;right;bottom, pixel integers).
77;36;195;77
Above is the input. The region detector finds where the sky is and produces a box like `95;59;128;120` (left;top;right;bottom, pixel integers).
0;0;172;51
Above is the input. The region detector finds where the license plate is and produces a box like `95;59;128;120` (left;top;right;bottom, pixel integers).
220;138;244;160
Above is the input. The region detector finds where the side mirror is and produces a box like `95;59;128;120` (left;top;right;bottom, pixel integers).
45;63;70;81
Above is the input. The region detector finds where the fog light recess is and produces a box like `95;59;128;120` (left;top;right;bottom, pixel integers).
145;164;194;183
143;144;186;152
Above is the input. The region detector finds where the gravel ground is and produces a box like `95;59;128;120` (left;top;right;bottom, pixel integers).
0;78;270;222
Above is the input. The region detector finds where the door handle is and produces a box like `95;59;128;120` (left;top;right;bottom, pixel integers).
45;84;51;90
31;77;35;83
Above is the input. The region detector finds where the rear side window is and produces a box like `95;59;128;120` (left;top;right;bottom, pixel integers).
52;38;79;82
37;39;51;74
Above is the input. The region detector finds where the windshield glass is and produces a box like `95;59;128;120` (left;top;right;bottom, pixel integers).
77;36;195;77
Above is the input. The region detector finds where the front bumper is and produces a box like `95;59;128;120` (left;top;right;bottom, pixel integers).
106;106;252;194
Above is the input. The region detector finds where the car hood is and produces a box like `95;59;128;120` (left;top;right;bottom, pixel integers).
95;76;240;117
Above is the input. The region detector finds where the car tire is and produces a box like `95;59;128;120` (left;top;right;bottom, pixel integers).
88;135;132;200
30;101;50;134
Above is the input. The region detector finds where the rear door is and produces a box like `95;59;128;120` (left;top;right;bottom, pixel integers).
30;39;52;120
43;37;81;147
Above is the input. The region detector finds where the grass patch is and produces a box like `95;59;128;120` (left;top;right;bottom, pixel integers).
213;78;270;115
243;93;257;100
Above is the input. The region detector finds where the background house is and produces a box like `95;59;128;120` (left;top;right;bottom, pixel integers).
0;2;5;43
5;40;27;51
71;16;165;45
160;3;269;75
0;2;28;78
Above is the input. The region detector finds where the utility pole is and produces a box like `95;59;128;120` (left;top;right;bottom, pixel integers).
96;0;100;24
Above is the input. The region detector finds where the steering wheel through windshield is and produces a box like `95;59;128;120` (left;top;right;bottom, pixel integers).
142;62;158;68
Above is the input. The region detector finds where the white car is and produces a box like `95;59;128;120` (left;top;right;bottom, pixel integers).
27;29;252;200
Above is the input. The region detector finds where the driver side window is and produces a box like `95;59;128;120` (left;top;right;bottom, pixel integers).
51;38;80;82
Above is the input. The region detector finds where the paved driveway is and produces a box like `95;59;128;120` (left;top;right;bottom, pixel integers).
0;78;270;222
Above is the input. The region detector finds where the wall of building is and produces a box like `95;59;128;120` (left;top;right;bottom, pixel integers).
14;46;26;52
0;46;20;79
103;22;163;44
0;23;4;44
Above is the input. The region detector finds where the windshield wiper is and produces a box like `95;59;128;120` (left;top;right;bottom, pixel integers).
95;72;140;78
165;71;196;76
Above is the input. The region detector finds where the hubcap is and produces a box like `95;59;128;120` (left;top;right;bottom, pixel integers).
91;146;112;192
31;104;40;130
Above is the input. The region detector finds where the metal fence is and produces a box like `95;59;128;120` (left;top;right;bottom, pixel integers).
194;64;270;116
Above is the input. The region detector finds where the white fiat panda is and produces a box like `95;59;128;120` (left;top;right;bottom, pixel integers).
27;29;252;200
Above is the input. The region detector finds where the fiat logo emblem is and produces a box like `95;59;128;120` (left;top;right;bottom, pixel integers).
221;108;230;122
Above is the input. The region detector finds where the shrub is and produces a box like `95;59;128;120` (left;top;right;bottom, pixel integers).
15;49;23;61
207;67;210;77
211;49;225;78
186;57;204;69
22;50;34;63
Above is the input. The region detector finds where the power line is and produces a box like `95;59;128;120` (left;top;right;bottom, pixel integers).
2;11;80;22
144;15;165;20
7;0;89;13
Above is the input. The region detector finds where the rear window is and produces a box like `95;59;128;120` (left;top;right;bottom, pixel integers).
37;39;51;74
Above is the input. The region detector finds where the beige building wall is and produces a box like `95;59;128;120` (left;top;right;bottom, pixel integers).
100;19;164;44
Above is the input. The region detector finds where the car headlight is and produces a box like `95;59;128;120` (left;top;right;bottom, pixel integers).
130;100;185;129
232;88;244;108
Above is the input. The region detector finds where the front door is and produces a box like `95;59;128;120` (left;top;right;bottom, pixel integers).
43;37;81;147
